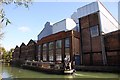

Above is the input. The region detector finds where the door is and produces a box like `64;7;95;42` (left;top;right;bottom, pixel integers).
75;55;80;65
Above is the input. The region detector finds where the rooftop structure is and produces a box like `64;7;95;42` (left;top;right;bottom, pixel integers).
71;1;119;34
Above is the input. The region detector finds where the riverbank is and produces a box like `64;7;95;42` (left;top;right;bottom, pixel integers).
0;63;119;79
10;60;120;74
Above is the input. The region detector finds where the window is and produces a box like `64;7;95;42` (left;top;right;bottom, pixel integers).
90;25;99;37
65;38;70;47
49;50;54;61
38;45;41;61
49;42;54;61
65;38;70;59
56;40;62;48
42;44;47;61
43;44;47;50
56;49;62;61
56;40;62;61
49;42;54;50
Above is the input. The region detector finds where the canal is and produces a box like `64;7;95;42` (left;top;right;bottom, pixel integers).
0;62;119;79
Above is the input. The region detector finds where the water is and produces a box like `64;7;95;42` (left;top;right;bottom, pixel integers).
0;62;119;79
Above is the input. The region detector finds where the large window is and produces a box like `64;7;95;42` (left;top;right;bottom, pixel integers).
56;40;62;48
65;38;70;59
65;38;70;47
56;40;62;61
90;25;99;37
43;43;47;61
49;42;54;61
38;45;41;61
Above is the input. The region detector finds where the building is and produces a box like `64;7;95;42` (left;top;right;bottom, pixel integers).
12;1;120;70
104;30;120;66
26;39;37;61
37;30;80;66
52;18;77;34
38;18;77;40
37;1;119;66
77;1;119;66
11;46;21;66
19;43;28;61
12;46;20;60
38;22;53;40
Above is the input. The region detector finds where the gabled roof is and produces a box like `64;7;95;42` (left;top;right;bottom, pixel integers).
14;45;19;50
27;39;36;46
20;43;26;47
15;45;19;48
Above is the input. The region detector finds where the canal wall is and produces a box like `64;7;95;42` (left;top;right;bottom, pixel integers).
75;65;120;73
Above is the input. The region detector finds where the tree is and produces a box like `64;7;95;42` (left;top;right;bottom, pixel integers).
0;47;14;62
7;48;14;61
0;47;7;60
0;0;32;39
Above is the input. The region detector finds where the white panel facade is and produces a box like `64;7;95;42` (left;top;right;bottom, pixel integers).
118;1;120;29
98;1;119;33
52;18;76;34
52;19;66;34
71;12;78;23
76;1;118;33
66;18;76;30
38;22;53;40
99;12;118;34
77;2;99;18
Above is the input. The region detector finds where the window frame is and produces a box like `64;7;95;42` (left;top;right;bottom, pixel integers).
55;40;62;61
48;42;54;61
90;25;99;37
42;43;47;61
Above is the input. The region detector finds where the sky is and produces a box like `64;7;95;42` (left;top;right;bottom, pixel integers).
1;0;119;51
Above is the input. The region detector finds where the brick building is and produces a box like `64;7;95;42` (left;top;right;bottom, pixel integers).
12;1;120;69
26;39;37;61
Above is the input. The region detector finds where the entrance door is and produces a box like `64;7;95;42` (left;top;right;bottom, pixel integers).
75;55;80;65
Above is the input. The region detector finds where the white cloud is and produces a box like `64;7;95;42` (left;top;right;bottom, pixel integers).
18;26;31;32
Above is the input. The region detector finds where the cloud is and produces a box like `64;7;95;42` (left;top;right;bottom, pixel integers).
18;26;31;32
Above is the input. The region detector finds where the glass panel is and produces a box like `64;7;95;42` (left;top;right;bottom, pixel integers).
65;38;70;47
65;48;70;60
43;51;47;61
38;45;41;61
43;43;47;50
49;42;54;50
90;25;99;37
49;50;54;61
42;44;47;61
38;45;41;51
65;38;70;60
56;40;62;49
56;49;62;61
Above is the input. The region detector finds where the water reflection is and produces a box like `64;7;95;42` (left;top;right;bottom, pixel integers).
0;62;119;79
